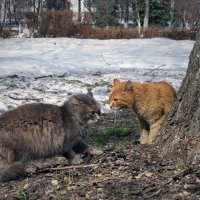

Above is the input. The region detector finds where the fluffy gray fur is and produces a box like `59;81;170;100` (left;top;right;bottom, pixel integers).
0;93;101;182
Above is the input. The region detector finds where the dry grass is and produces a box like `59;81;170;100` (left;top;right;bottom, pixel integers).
77;26;139;39
77;26;196;40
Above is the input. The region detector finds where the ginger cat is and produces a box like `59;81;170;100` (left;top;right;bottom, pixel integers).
109;79;176;144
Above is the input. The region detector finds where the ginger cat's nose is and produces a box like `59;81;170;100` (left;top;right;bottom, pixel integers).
109;101;115;109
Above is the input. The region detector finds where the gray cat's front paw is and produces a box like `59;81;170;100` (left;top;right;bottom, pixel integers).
86;147;103;156
68;156;83;165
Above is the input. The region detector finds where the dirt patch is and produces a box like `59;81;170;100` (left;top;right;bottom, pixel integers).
0;110;200;200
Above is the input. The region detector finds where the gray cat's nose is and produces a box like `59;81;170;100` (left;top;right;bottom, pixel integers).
97;109;101;115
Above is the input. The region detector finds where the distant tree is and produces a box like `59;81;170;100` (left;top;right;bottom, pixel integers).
0;0;7;30
173;0;199;29
118;0;132;28
133;0;171;27
82;0;94;19
143;0;149;28
93;0;120;27
149;0;171;26
169;0;175;28
46;0;71;10
132;0;141;33
0;0;21;30
78;0;81;22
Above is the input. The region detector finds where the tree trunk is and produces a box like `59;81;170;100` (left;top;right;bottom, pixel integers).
78;0;81;23
157;28;200;165
82;0;94;19
124;0;129;28
8;0;12;31
169;0;175;28
132;0;141;36
0;0;6;30
143;0;149;29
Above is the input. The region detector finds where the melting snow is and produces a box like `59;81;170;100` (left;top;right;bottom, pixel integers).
0;37;195;112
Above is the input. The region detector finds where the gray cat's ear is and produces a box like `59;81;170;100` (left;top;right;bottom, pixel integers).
87;88;93;97
69;96;80;105
125;80;132;92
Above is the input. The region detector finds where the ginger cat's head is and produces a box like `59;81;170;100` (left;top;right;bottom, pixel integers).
109;79;134;110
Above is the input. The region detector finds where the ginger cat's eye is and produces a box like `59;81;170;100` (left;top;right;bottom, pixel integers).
114;98;118;101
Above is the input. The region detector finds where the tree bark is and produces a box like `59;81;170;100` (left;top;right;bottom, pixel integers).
78;0;81;23
0;0;6;30
169;0;175;28
132;0;141;36
124;0;129;28
157;29;200;165
143;0;149;29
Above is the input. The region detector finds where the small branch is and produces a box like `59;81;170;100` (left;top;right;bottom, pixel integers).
100;55;112;66
35;73;68;80
30;163;99;175
29;161;130;177
35;75;53;80
8;95;42;102
7;74;19;78
51;163;99;170
143;189;162;199
143;64;165;76
57;72;68;78
153;167;172;178
172;167;195;181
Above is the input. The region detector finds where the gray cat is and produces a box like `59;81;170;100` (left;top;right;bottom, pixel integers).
0;92;103;182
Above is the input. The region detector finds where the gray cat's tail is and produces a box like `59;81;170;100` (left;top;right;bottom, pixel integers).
0;161;26;182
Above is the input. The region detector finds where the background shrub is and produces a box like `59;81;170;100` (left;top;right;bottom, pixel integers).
26;11;77;37
0;29;12;38
21;11;197;40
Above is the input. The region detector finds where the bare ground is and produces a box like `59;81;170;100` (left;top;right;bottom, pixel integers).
1;110;200;200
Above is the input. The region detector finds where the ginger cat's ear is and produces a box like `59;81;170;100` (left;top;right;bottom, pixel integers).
125;80;132;92
113;79;120;86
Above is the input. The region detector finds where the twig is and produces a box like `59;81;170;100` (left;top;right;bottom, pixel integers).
35;75;53;80
153;167;172;178
143;189;162;199
30;163;99;175
143;64;165;76
100;55;112;65
51;163;99;170
57;72;68;78
29;160;130;176
8;95;42;102
7;74;19;78
35;73;68;80
172;167;195;181
163;178;173;185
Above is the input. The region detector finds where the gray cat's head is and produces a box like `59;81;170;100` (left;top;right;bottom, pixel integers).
66;92;101;125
